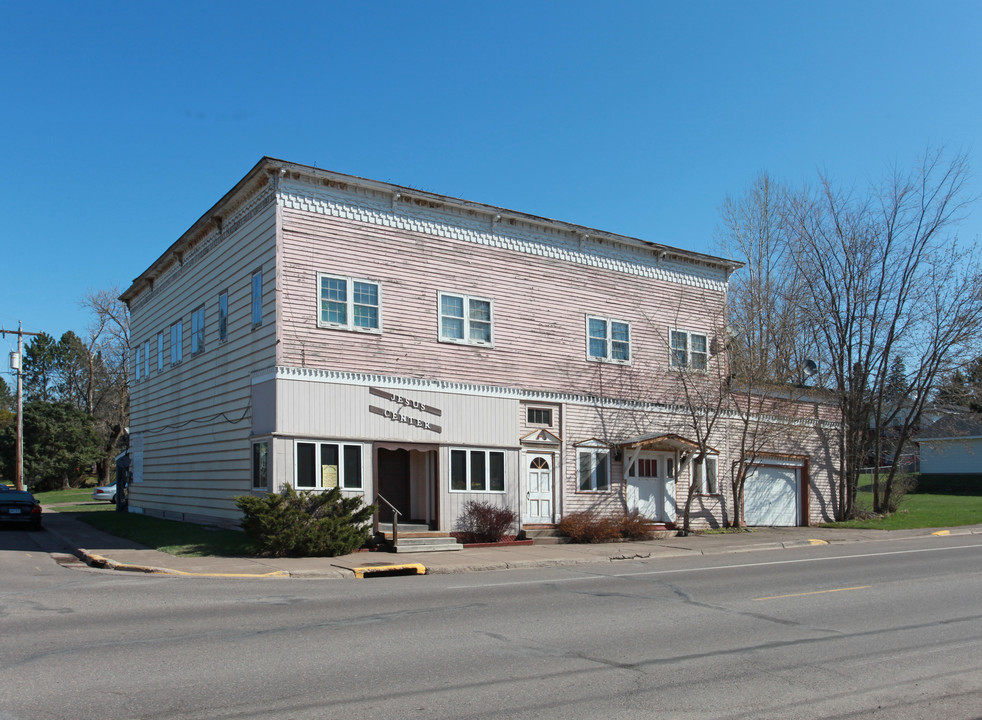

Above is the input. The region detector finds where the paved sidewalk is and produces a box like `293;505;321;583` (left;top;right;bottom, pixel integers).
39;509;982;580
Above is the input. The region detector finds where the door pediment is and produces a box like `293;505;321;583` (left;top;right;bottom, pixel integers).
520;428;562;446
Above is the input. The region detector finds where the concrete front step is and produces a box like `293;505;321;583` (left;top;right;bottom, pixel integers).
393;536;463;553
522;527;569;545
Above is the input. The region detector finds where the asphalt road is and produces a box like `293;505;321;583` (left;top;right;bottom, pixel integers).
1;528;980;720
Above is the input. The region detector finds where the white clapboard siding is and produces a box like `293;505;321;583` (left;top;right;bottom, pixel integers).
127;196;277;521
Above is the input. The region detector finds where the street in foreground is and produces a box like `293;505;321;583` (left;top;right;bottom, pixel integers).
1;529;980;720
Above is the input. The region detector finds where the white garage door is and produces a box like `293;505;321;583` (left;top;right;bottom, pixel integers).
745;466;799;526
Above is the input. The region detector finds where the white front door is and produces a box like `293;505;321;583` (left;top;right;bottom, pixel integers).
627;455;663;520
524;454;553;524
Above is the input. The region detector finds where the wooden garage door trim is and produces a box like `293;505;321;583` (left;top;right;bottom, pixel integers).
744;457;810;526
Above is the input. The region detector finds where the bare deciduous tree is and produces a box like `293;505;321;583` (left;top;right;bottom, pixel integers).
731;150;982;518
719;173;817;526
81;287;130;485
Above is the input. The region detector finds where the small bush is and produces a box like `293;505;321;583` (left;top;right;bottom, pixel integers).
454;500;517;543
559;510;654;543
616;510;654;540
884;474;918;513
234;486;376;557
558;511;620;543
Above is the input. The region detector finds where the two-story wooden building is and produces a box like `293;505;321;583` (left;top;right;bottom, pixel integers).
120;158;838;534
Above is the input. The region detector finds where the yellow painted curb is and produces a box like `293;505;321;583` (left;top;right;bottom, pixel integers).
352;563;426;579
932;530;951;536
808;539;830;545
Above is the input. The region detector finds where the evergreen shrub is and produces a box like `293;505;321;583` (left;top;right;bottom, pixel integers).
234;486;376;557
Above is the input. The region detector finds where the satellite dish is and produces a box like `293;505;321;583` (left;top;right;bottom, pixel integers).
803;359;819;377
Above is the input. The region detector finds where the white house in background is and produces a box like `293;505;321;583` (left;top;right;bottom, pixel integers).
917;414;982;474
120;158;839;537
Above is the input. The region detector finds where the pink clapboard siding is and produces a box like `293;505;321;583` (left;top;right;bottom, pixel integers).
277;207;726;402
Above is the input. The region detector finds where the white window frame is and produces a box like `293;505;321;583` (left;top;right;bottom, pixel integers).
252;441;269;490
294;441;365;490
577;448;611;492
692;455;719;494
449;448;506;493
251;269;263;328
670;329;709;370
218;290;228;342
317;273;382;333
170;320;183;366
144;340;151;378
586;315;631;364
191;305;205;355
438;292;494;347
157;331;165;372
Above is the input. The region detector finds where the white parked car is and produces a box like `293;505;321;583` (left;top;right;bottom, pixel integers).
92;484;117;503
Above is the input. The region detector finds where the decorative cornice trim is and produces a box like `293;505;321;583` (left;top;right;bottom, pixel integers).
252;366;840;430
277;176;728;291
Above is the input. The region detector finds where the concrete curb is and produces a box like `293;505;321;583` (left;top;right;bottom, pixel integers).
44;521;982;580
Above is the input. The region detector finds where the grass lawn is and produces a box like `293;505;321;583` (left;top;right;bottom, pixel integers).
33;487;101;505
826;490;982;530
52;503;257;557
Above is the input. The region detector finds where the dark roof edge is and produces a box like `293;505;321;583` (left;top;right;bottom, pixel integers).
121;157;744;304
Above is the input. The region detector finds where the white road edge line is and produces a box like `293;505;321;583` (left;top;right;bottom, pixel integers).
447;542;982;589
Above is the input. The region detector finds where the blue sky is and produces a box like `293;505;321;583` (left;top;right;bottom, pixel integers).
2;1;980;361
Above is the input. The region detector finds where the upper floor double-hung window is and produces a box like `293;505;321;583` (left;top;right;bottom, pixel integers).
218;291;228;342
251;269;263;328
191;305;206;355
586;316;631;363
318;274;381;332
439;292;493;346
170;320;183;365
670;329;708;370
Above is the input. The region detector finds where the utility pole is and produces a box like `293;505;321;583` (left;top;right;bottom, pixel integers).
2;323;42;491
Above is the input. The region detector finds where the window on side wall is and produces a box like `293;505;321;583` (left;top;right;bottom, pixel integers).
219;291;228;342
157;331;165;372
578;448;610;491
586;316;631;363
439;292;493;346
170;320;183;365
450;449;505;492
191;305;205;355
692;455;718;494
670;329;708;370
134;346;142;382
251;269;263;327
295;442;363;490
252;441;269;489
317;274;382;332
144;340;151;378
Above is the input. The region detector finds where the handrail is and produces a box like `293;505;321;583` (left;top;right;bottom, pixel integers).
374;493;401;547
